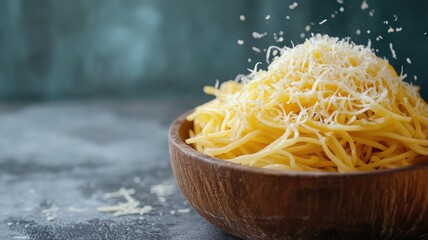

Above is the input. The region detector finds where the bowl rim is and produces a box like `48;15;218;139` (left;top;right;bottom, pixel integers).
169;110;428;178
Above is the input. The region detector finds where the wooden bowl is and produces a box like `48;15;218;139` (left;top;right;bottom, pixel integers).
168;111;428;240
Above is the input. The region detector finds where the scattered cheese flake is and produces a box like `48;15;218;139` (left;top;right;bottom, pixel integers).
289;2;298;10
337;0;344;4
286;16;290;20
300;33;305;38
276;37;284;43
406;58;412;64
361;0;369;10
237;39;244;45
239;15;246;21
248;58;252;63
396;27;402;32
414;75;418;81
67;207;87;213
170;210;176;215
367;30;371;34
98;188;152;217
425;32;427;35
356;29;361;35
339;7;344;12
177;208;191;213
42;205;59;222
331;14;336;18
387;27;394;33
389;43;397;59
272;50;279;56
369;10;375;16
279;31;284;35
265;15;271;20
7;222;13;226
394;14;398;21
252;32;268;39
133;176;141;184
252;47;261;53
319;19;327;25
383;20;389;24
305;25;311;32
150;184;175;202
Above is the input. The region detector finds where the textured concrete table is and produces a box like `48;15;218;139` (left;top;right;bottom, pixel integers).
0;98;238;240
1;99;427;240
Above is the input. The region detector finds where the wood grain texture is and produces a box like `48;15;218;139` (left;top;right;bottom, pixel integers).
169;111;428;240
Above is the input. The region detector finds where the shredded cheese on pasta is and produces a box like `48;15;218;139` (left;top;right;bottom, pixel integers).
186;35;428;172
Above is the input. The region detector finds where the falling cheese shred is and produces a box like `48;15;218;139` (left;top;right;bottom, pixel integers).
186;35;428;172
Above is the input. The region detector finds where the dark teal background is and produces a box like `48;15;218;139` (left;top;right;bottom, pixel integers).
0;0;427;100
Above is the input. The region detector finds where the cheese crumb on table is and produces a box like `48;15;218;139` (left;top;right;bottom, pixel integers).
98;188;152;217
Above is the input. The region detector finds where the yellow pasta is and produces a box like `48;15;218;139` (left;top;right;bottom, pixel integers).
186;35;428;172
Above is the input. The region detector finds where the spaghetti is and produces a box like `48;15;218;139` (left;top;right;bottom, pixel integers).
186;35;428;172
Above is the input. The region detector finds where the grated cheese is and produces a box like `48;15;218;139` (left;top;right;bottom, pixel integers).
150;184;175;203
339;7;344;12
361;0;369;10
265;15;271;20
305;25;311;32
98;188;152;217
42;205;59;222
289;2;298;10
387;27;395;33
276;37;284;43
252;32;268;39
237;40;244;45
239;15;246;21
356;29;361;35
319;19;327;25
389;43;397;59
396;27;402;32
252;47;261;53
406;58;412;64
177;208;191;213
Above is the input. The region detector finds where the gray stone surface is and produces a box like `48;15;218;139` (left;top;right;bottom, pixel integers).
0;98;237;240
0;99;427;240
